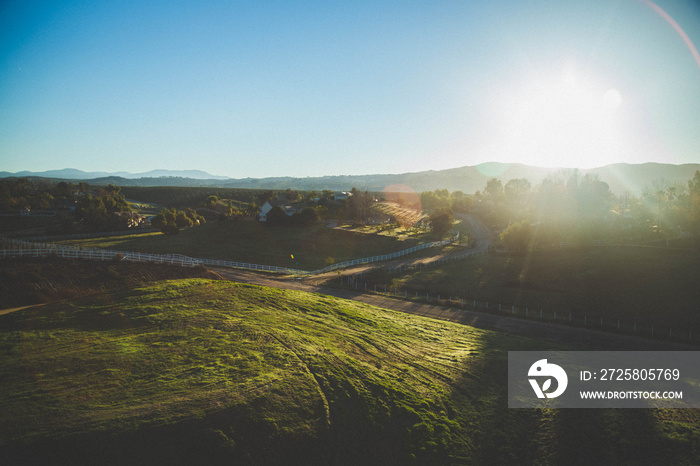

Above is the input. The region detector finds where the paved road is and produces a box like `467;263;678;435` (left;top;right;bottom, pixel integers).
211;266;694;351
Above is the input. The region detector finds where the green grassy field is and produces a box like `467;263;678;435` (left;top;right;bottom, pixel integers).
57;221;442;270
361;246;700;327
1;279;698;464
0;257;221;308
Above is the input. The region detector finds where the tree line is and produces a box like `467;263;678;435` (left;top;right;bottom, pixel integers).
0;179;135;233
150;208;206;235
5;171;700;245
461;170;700;251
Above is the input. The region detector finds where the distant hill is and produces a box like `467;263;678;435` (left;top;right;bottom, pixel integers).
2;162;698;195
221;162;700;196
0;168;229;180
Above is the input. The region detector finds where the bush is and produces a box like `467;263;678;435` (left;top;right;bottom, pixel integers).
429;208;454;237
266;206;290;226
162;222;180;235
292;207;319;226
500;221;532;253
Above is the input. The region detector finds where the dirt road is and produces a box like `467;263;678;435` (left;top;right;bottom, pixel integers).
211;267;693;351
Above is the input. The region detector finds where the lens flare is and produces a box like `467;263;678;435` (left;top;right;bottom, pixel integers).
643;0;700;74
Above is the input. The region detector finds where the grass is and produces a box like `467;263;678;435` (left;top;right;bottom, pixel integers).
1;279;699;464
56;220;440;270
0;257;221;308
361;245;700;326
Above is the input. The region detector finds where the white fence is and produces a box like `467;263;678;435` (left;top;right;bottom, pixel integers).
0;248;203;267
0;232;459;276
310;232;459;275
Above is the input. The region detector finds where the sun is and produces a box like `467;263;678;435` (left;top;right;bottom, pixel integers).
484;65;626;168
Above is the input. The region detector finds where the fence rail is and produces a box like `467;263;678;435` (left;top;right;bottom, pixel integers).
1;232;459;276
311;232;459;274
340;276;698;346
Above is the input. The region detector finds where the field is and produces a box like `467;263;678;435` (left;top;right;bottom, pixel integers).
1;279;699;464
360;246;700;326
0;257;221;308
56;220;443;270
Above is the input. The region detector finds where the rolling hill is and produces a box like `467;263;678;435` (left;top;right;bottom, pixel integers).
1;279;698;464
3;162;699;195
0;168;229;180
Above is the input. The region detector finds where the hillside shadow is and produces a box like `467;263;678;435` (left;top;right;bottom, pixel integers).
447;332;693;465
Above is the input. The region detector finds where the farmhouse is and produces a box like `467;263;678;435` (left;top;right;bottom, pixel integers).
258;201;298;222
334;191;351;201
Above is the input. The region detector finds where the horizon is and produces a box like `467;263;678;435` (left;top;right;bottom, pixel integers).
2;0;700;178
4;159;700;181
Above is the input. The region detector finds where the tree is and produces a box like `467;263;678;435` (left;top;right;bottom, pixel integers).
266;206;289;226
284;189;300;202
162;222;180;235
420;190;450;212
688;170;700;236
315;205;329;220
429;208;454;237
205;195;219;208
186;208;205;225
175;211;194;228
484;178;505;204
292;207;319;226
152;208;203;233
500;221;532;253
346;188;374;223
450;190;473;213
505;178;531;206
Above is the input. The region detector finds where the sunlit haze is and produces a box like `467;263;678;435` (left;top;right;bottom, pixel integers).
1;0;699;178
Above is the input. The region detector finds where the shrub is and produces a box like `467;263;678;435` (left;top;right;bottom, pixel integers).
500;221;532;253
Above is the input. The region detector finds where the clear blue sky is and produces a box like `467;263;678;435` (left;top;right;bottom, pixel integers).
2;0;700;178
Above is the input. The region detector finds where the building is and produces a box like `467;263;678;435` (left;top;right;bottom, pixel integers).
258;200;298;222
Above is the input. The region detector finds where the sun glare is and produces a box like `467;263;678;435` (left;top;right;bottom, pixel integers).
486;65;627;168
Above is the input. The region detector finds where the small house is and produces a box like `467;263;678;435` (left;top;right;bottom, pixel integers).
259;200;298;221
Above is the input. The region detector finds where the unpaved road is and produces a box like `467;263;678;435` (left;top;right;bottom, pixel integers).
303;214;494;285
2;216;691;351
211;267;693;351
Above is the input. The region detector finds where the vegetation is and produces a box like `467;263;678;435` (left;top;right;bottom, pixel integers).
360;246;700;327
151;208;206;235
56;221;430;270
428;207;455;237
4;170;700;464
118;186;268;209
2;279;698;464
469;170;700;248
420;189;473;214
0;257;220;308
0;179;134;233
499;220;532;253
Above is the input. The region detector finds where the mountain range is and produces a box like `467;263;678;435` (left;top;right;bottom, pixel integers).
2;163;699;196
0;168;230;180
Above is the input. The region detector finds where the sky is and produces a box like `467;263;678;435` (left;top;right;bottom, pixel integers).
1;0;700;178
